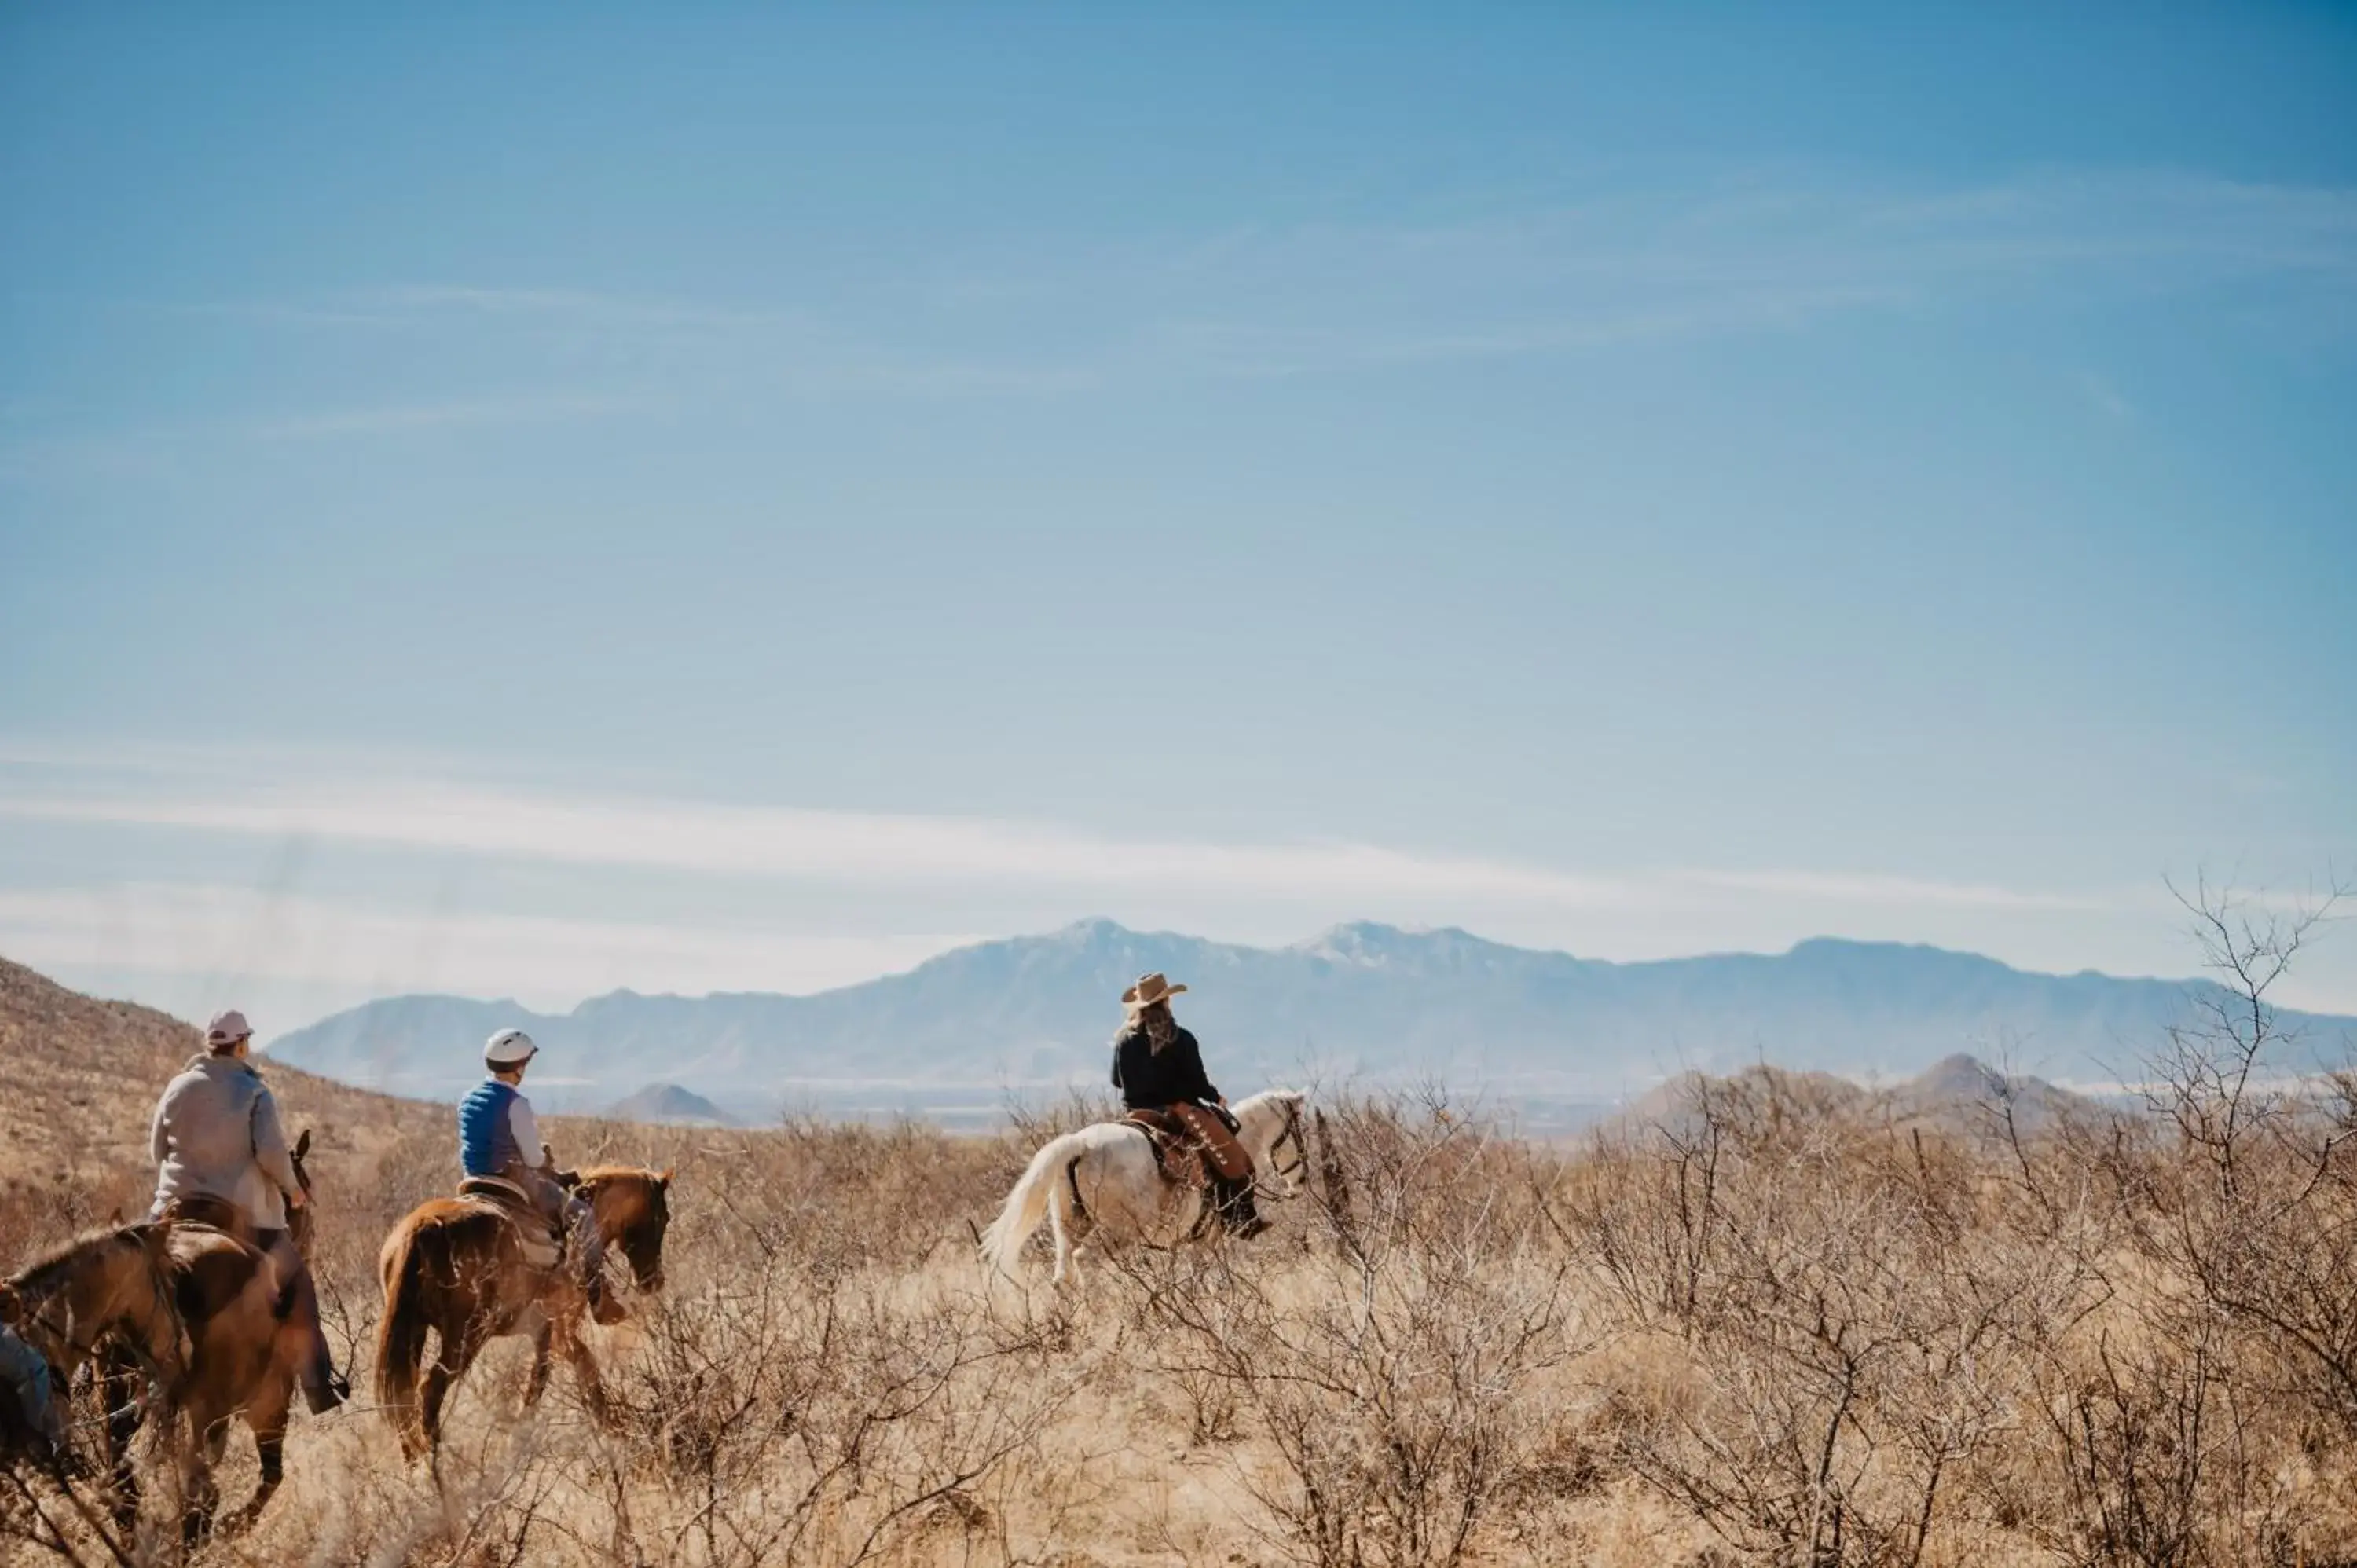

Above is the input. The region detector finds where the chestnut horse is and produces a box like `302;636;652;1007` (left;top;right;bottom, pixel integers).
98;1128;329;1540
375;1166;672;1459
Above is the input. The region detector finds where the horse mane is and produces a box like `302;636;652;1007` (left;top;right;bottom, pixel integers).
575;1164;665;1187
576;1166;669;1229
8;1224;147;1292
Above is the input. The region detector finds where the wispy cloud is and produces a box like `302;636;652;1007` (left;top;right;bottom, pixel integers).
247;392;654;441
0;882;975;1013
3;163;2344;490
362;285;816;334
1669;868;2108;914
0;391;653;480
52;166;2355;416
0;750;2109;921
0;777;1637;907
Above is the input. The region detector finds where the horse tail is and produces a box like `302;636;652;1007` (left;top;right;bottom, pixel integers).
374;1220;434;1451
980;1130;1087;1279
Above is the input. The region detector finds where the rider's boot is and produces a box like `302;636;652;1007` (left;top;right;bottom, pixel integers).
296;1309;347;1413
267;1234;346;1413
1211;1173;1269;1239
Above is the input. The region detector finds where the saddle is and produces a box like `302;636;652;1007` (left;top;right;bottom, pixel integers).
1122;1104;1253;1189
456;1177;564;1271
158;1193;254;1241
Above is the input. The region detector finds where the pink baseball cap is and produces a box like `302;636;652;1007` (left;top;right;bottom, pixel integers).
205;1009;253;1046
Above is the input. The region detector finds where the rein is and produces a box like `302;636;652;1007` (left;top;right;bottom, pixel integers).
1260;1101;1308;1191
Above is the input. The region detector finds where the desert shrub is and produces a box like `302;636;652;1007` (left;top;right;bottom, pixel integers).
1570;1073;2082;1567
1118;1095;1588;1568
8;886;2357;1564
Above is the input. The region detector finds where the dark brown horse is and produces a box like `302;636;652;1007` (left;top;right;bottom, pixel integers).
375;1166;672;1459
99;1129;327;1540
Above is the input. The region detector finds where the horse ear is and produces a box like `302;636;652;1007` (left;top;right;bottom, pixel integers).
657;1168;673;1189
108;1205;125;1227
294;1129;311;1160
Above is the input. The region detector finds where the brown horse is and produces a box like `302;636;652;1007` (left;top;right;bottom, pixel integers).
99;1129;327;1540
375;1166;672;1460
2;1222;188;1412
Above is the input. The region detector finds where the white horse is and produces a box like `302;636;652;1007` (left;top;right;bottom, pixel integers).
981;1090;1309;1283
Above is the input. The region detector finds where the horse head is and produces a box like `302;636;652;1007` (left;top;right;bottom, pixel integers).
3;1225;188;1388
1236;1090;1310;1200
581;1167;673;1292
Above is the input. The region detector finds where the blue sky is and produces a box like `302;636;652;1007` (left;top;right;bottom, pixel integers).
3;6;2353;1038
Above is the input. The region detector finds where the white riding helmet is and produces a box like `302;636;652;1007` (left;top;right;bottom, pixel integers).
484;1028;539;1069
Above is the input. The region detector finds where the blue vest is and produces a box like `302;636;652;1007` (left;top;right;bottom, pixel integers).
457;1079;523;1177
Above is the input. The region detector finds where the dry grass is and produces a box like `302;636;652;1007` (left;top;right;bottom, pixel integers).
4;904;2357;1566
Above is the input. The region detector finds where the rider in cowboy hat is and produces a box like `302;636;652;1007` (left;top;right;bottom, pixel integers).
148;1009;346;1412
457;1028;624;1324
1109;973;1266;1237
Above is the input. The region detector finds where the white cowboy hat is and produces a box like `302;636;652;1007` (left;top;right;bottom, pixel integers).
1120;973;1187;1011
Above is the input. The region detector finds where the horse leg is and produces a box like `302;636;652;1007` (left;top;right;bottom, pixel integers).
97;1350;146;1530
552;1311;614;1429
523;1315;554;1407
221;1376;293;1536
1047;1180;1076;1284
418;1324;482;1456
180;1412;230;1548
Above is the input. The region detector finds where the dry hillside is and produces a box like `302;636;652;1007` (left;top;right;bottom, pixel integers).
5;953;2357;1566
0;958;442;1235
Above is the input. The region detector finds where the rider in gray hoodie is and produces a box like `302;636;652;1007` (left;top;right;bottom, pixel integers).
148;1009;344;1412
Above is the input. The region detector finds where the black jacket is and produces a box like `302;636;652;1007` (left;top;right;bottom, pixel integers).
1111;1024;1220;1111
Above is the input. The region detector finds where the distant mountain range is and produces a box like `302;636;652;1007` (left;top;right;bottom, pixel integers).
607;1083;736;1127
262;918;2357;1120
1613;1052;2109;1141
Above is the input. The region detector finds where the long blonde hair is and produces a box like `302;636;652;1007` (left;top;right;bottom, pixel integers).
1134;1000;1178;1053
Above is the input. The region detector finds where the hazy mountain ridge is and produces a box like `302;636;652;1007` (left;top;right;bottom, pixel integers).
607;1083;736;1127
1611;1051;2113;1141
262;919;2357;1115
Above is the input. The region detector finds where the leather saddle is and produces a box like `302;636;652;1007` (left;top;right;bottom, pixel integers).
1121;1105;1259;1189
158;1193;254;1241
456;1177;564;1271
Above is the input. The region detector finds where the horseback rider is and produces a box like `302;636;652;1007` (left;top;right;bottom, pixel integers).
456;1029;625;1324
148;1009;345;1412
1110;973;1266;1237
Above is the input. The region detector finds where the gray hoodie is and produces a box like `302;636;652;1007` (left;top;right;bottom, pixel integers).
148;1053;301;1229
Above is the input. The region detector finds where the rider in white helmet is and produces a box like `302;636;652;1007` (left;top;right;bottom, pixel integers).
456;1029;621;1323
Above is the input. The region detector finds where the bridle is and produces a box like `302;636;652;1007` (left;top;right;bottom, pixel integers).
1259;1099;1309;1194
